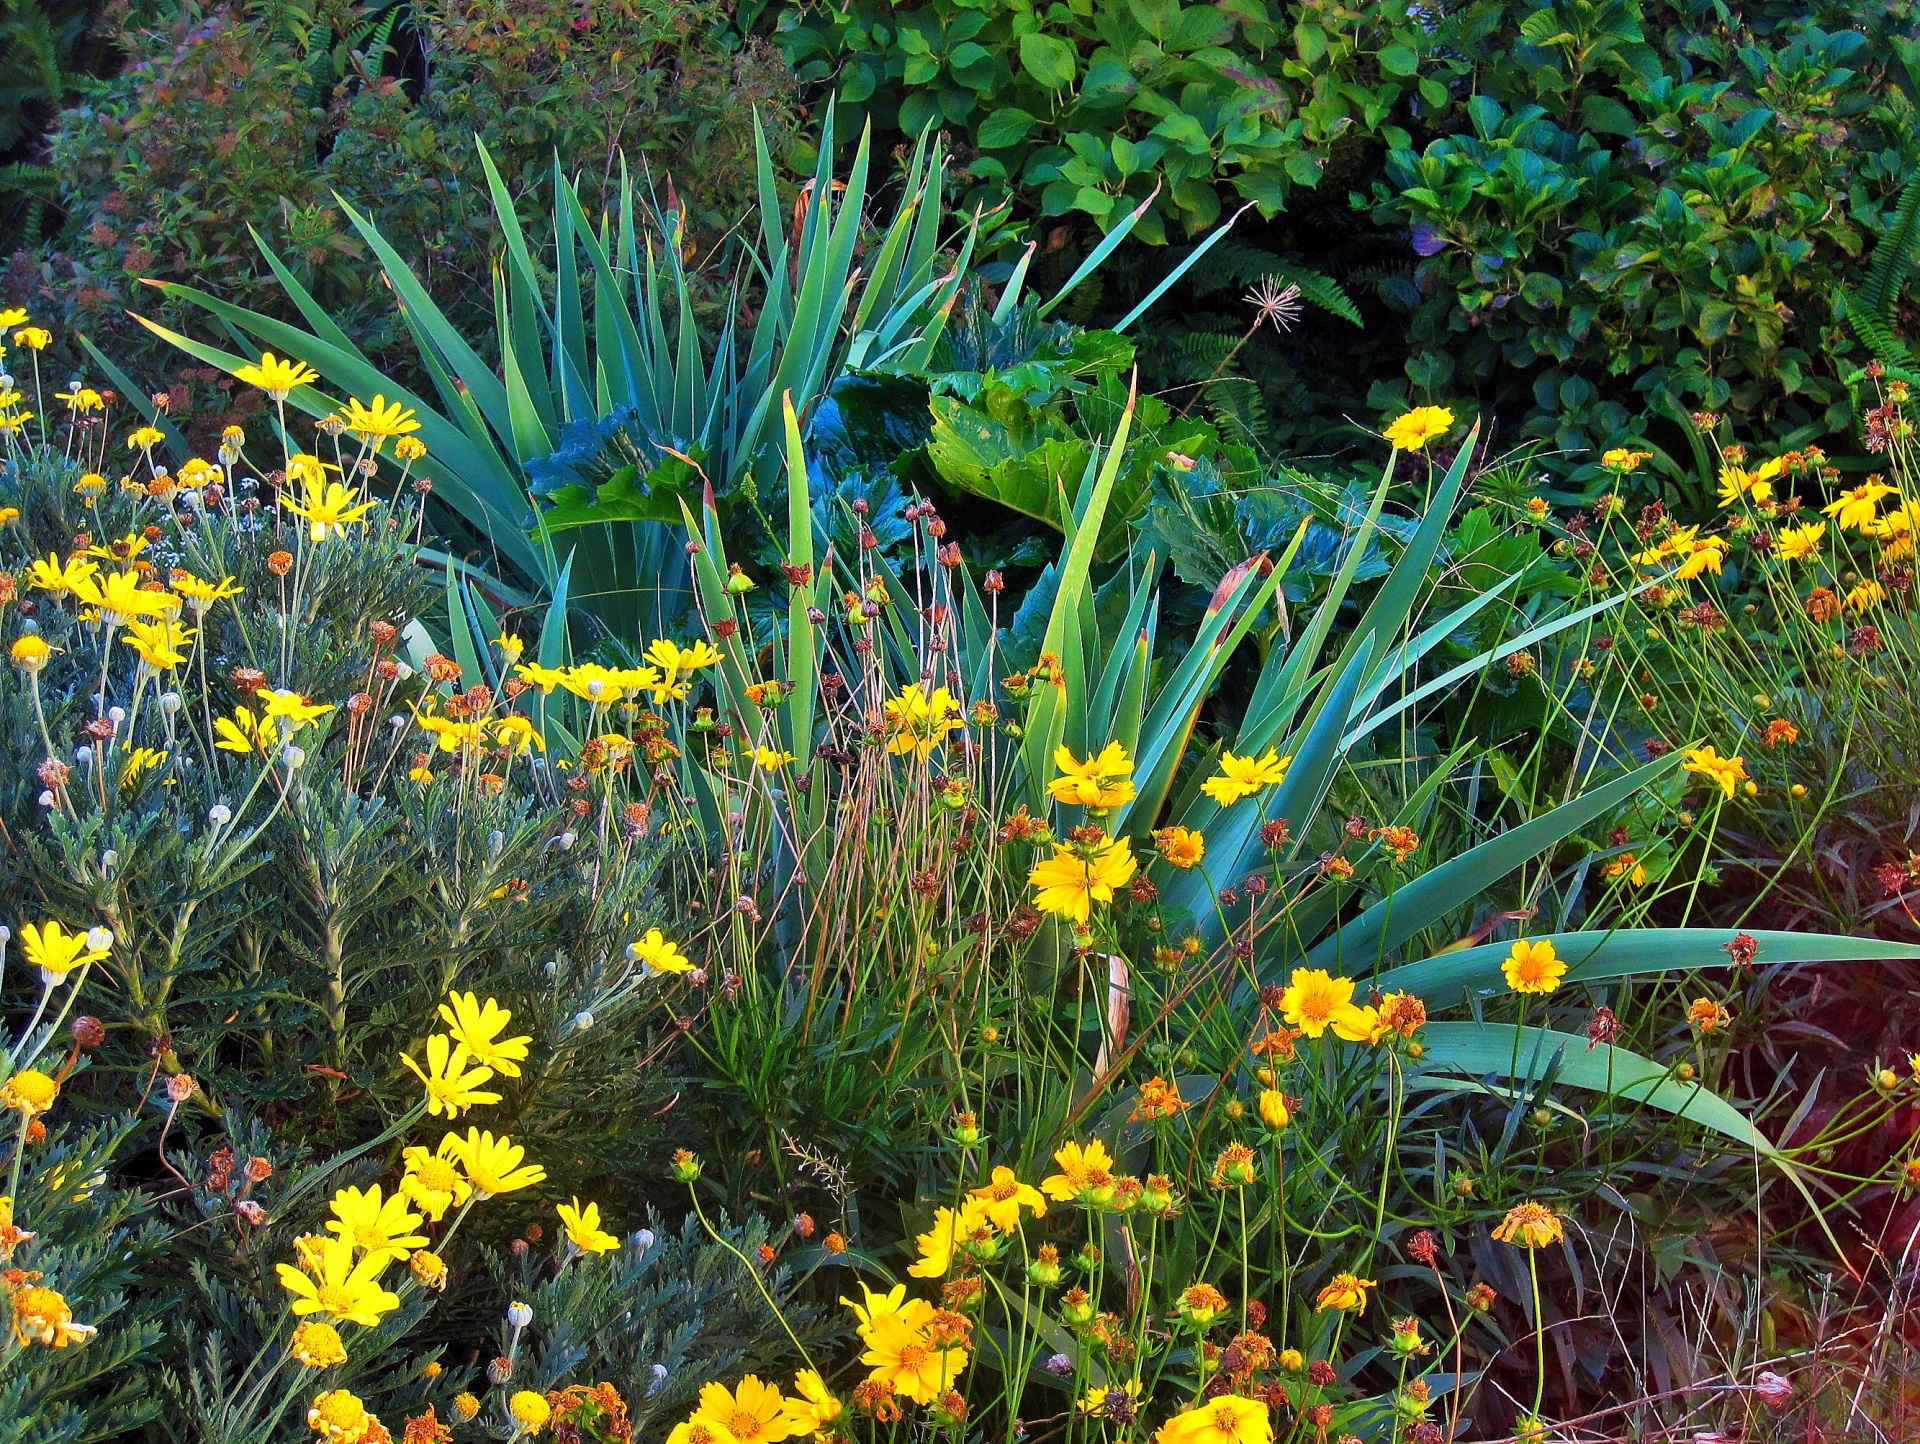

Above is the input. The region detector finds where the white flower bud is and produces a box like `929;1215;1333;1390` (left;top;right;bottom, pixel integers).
283;745;305;770
108;706;126;724
208;804;232;826
74;746;92;766
100;850;119;873
506;1300;533;1328
159;692;182;715
86;927;113;952
570;1011;594;1032
37;790;54;806
392;662;414;682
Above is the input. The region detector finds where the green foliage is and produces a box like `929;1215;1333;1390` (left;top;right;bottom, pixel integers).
49;0;801;378
1368;2;1918;464
773;0;1439;240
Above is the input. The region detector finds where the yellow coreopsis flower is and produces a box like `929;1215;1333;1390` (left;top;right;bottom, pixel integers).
861;1313;969;1405
284;476;376;543
325;1184;429;1266
1047;741;1136;809
1314;1271;1376;1312
19;920;110;984
1502;938;1566;994
1845;579;1886;613
1672;536;1728;581
492;715;544;754
1040;1137;1120;1205
967;1165;1048;1232
557;1198;620;1255
629;928;693;976
1279;967;1360;1039
1824;481;1896;531
1493;1200;1566;1249
908;1201;986;1278
342;394;421;446
1152;825;1205;868
400;1034;501;1118
1028;837;1137;925
787;1370;844;1439
438;993;531;1077
1774;520;1826;562
13;326;49;351
445;1128;546;1198
1201;748;1291;805
1599;447;1650;474
751;745;797;770
842;1282;930;1341
233;351;319;399
1682;745;1749;800
276;1236;401;1326
1382;405;1455;451
56;387;104;413
126;425;165;451
1154;1395;1272;1444
682;1378;801;1444
883;683;964;762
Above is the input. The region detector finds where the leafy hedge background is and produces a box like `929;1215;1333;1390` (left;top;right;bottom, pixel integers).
6;0;1919;469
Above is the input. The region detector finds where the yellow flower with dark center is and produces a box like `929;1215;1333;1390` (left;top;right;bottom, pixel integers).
1823;481;1896;531
557;1198;620;1255
276;1236;401;1326
1278;967;1359;1039
1047;741;1136;810
284;476;376;543
1040;1138;1120;1206
234;351;319;399
967;1165;1047;1232
1382;405;1455;451
401;1035;500;1118
25;552;97;597
787;1370;844;1438
439;993;530;1077
307;1387;376;1442
1314;1271;1376;1312
19;920;110;983
683;1378;799;1444
1682;746;1748;800
214;705;279;754
880;682;963;762
1492;1200;1565;1249
1774;520;1826;562
1502;938;1565;994
75;570;174;627
1153;1394;1272;1444
445;1128;546;1197
629;928;692;976
292;1320;349;1368
1201;748;1291;805
401;1139;471;1221
1028;837;1137;925
1;1069;59;1115
342;395;421;446
124;617;194;670
9;1285;96;1348
1152;826;1205;868
908;1201;988;1278
325;1184;428;1265
860;1313;969;1405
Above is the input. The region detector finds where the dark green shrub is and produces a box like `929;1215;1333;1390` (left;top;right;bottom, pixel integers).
41;0;800;374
